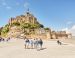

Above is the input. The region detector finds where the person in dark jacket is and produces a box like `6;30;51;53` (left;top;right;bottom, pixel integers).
24;38;30;49
38;39;43;49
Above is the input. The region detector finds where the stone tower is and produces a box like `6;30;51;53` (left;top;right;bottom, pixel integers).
46;29;51;39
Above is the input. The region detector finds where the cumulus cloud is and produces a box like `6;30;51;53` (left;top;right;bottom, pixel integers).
62;25;75;36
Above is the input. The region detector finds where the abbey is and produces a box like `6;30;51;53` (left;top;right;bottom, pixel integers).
3;11;72;39
9;12;38;25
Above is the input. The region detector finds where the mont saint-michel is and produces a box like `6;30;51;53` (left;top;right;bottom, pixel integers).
0;11;72;39
0;0;75;58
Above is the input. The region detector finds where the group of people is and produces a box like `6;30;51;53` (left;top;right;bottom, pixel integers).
24;38;43;50
0;37;11;42
0;37;5;42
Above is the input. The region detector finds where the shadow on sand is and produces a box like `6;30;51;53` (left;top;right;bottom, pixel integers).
58;43;69;45
37;48;47;51
24;47;47;51
61;43;68;45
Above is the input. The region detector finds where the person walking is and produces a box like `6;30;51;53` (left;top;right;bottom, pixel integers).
24;38;30;49
33;38;38;49
38;39;43;49
29;39;33;49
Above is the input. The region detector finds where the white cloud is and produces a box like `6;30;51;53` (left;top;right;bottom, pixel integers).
70;25;75;36
1;0;12;10
62;28;70;34
62;25;75;36
6;6;12;10
2;2;7;6
24;2;29;9
67;21;72;25
71;25;75;29
62;28;68;31
1;0;7;6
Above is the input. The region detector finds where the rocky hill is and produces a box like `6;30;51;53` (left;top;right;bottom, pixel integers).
0;11;72;39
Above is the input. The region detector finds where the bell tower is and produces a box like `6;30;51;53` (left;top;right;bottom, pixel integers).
26;8;30;16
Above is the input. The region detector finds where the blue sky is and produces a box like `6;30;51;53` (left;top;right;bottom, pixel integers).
0;0;75;31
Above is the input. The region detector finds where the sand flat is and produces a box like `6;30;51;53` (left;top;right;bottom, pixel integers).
0;39;75;58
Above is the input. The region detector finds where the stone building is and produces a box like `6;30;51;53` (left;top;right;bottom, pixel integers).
56;31;68;39
6;11;72;39
46;29;51;39
9;12;39;26
51;31;57;39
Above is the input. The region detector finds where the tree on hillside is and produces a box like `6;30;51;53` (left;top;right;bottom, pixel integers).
30;24;41;29
44;28;50;30
12;22;20;26
0;27;3;35
0;30;1;35
20;23;44;34
1;24;9;35
20;23;31;33
30;24;37;29
39;24;44;28
0;29;1;35
21;23;31;29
